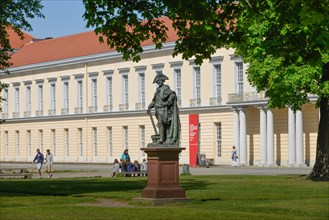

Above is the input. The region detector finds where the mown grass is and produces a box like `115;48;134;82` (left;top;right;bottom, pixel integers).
0;175;328;220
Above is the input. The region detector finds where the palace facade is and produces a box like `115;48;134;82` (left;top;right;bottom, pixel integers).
0;22;318;166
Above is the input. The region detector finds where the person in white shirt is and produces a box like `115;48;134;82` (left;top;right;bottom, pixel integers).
45;149;54;178
231;146;238;167
141;159;148;176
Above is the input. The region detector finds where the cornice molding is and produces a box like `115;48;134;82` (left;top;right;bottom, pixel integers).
4;42;176;74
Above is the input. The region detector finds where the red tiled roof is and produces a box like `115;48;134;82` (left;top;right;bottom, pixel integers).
10;17;178;68
7;27;35;49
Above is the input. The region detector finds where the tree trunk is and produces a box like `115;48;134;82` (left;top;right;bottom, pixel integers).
308;63;329;181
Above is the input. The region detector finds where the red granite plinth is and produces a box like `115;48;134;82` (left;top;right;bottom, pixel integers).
141;146;186;199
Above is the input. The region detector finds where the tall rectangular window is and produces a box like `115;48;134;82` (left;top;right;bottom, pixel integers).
77;80;83;109
122;75;129;105
38;85;43;112
65;129;69;156
5;131;9;156
26;86;31;112
108;127;113;157
88;72;99;112
91;79;97;107
123;126;128;149
27;130;31;156
214;64;222;98
174;69;182;102
93;127;97;156
51;129;56;156
215;122;222;157
194;67;201;100
50;83;56;110
3;88;8;113
39;129;43;152
106;77;113;107
15;87;20;112
63;81;69;110
139;73;145;104
78;128;83;156
16;130;20;156
236;62;244;94
140;126;145;157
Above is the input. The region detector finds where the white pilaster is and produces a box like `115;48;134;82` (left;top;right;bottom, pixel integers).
259;107;267;166
239;108;247;165
267;108;275;166
296;110;304;165
233;108;240;159
288;108;296;165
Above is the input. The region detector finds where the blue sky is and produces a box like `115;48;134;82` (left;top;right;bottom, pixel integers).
27;0;93;39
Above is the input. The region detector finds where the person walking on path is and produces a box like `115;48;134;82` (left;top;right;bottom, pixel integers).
45;149;54;178
33;149;44;178
231;146;238;167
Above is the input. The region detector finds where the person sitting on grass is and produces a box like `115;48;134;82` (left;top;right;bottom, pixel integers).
112;159;120;177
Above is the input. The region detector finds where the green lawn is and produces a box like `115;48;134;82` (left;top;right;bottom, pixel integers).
0;175;328;220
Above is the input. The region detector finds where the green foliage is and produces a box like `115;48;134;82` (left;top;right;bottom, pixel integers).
0;176;328;219
83;0;329;110
233;0;329;111
0;0;43;123
0;0;44;71
83;0;238;65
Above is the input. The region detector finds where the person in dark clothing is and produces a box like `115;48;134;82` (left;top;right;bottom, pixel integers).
32;149;44;178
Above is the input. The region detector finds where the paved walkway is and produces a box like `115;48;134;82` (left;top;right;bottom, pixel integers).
0;162;313;179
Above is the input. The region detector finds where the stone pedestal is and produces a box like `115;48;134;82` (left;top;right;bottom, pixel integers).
141;145;186;199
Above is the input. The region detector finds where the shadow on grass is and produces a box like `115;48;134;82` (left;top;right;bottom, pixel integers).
180;178;211;191
0;176;210;197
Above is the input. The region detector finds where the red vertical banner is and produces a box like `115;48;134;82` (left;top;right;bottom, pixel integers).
189;114;199;167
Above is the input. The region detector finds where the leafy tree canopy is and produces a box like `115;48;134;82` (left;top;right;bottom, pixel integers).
83;0;237;65
0;0;44;71
234;0;329;111
84;0;329;180
83;0;329;110
0;0;43;122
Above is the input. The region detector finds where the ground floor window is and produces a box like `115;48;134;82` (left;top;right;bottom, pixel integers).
51;129;56;156
16;131;20;156
140;125;145;157
93;127;97;156
108;127;113;157
27;130;31;156
39;130;43;152
65;129;69;156
215;122;222;157
78;128;83;157
123;126;128;150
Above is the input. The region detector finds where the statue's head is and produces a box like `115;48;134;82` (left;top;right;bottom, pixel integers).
153;73;169;84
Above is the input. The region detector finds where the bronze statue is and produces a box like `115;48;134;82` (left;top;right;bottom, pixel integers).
147;73;180;145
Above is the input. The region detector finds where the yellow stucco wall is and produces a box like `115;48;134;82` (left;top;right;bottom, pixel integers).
0;47;319;166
